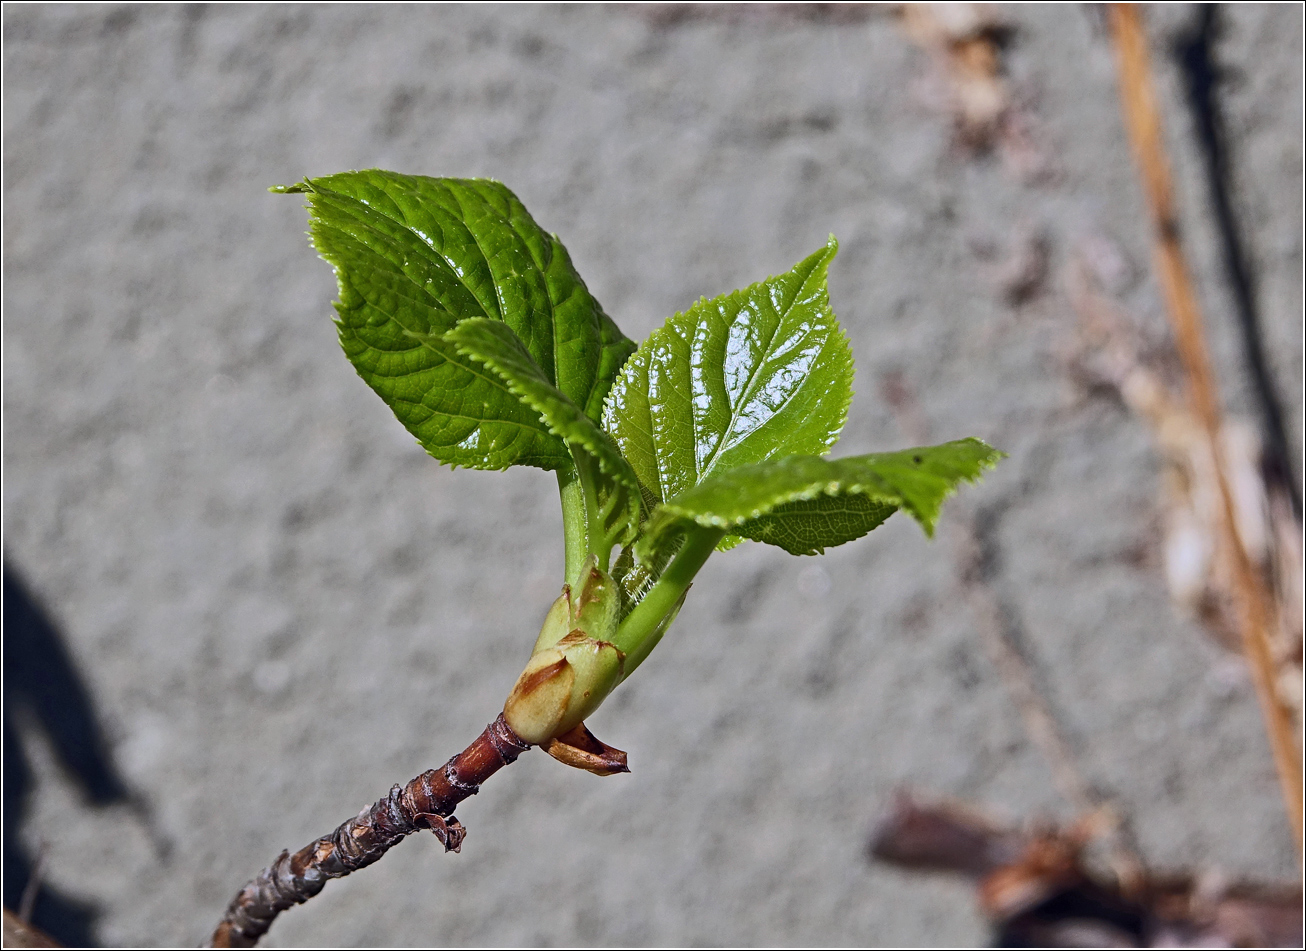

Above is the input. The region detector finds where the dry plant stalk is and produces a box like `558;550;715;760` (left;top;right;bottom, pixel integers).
1065;252;1304;754
1106;2;1303;854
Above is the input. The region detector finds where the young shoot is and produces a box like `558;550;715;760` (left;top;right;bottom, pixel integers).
214;171;1002;947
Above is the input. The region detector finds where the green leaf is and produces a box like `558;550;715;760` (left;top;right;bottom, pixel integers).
602;237;853;508
730;494;899;556
281;170;635;470
445;318;642;540
643;438;1003;556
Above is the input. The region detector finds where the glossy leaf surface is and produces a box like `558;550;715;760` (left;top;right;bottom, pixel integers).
446;318;641;534
644;438;1003;555
282;171;635;470
602;238;853;509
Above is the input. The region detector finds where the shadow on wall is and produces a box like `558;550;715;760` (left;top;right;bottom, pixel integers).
3;563;131;947
1174;7;1303;517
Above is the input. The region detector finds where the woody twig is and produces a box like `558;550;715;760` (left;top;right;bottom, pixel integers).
209;715;531;948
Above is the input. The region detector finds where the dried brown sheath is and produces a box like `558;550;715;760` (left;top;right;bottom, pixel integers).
210;715;530;948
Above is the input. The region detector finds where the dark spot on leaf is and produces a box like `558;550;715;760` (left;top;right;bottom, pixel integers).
913;455;923;464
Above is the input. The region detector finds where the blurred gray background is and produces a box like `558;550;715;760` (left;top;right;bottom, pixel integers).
3;4;1301;946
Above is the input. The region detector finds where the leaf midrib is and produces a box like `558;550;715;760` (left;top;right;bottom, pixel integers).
668;479;901;526
448;186;511;325
400;329;570;434
324;204;553;426
326;186;504;328
696;274;808;481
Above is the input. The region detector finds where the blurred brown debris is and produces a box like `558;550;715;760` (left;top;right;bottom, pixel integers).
969;224;1052;306
2;909;60;949
871;791;1304;948
898;3;1049;180
1065;241;1305;758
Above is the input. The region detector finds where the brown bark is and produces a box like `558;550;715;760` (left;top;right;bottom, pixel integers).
210;715;531;948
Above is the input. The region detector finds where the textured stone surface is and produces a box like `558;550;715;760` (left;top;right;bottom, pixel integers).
3;5;1300;947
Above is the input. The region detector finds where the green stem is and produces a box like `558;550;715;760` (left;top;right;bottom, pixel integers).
618;588;687;680
557;467;589;587
574;452;605;568
569;448;624;574
612;526;723;673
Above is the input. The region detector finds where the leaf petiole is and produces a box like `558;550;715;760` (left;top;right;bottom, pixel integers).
613;525;723;677
563;445;639;578
570;448;612;573
557;467;590;587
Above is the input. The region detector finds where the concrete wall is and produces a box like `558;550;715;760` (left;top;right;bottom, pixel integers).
4;5;1300;946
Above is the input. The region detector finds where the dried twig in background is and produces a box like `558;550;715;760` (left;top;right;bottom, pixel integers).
872;792;1304;948
1065;249;1304;753
1106;2;1303;853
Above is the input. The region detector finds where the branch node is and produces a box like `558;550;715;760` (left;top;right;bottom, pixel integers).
419;813;467;852
443;760;482;797
488;712;533;762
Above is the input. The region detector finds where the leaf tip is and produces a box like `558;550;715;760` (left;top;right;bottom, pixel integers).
972;440;1007;475
270;178;312;195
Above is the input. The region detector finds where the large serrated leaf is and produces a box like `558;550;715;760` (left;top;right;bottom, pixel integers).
281;171;635;470
643;438;1003;556
444;319;642;519
602;237;853;507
